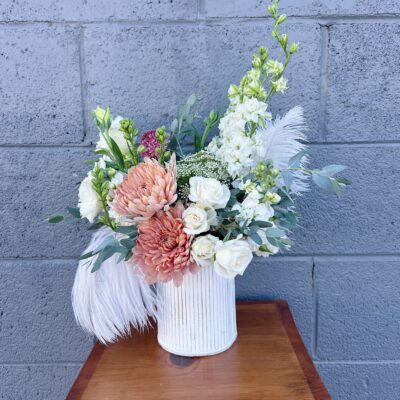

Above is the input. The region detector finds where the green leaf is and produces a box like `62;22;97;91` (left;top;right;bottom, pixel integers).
124;249;133;261
250;220;273;228
67;207;81;219
87;222;104;231
186;93;196;107
250;231;263;245
120;238;136;249
219;210;239;219
95;149;110;156
281;171;294;189
336;177;352;186
109;137;125;170
115;225;138;236
223;230;232;242
48;215;64;223
318;165;347;177
79;251;96;260
312;173;335;192
91;244;124;273
288;150;307;168
266;227;285;238
170;118;178;133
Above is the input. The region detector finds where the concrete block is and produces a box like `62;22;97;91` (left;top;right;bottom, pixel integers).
315;257;400;360
0;364;81;400
291;145;400;254
83;21;322;143
326;23;400;142
0;25;83;144
204;0;400;18
317;362;400;400
0;0;197;21
0;148;92;258
0;260;93;363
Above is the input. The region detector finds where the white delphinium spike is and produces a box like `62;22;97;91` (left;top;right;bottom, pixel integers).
71;227;158;344
259;106;309;194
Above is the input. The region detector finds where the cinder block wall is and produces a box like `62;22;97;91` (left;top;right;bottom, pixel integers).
1;1;399;399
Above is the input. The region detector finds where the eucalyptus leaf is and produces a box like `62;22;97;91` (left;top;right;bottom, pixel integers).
251;220;273;228
87;222;104;231
250;231;263;245
48;215;64;223
336;177;351;186
115;225;138;237
281;171;294;189
266;227;285;238
317;164;347;177
288;149;307;168
312;173;335;192
120;238;136;249
67;207;81;219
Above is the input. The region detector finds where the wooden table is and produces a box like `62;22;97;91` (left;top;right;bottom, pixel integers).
67;301;330;400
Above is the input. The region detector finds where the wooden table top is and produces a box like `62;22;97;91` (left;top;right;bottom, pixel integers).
67;301;330;400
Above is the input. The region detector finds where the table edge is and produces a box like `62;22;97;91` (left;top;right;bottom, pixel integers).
274;301;331;400
66;300;330;400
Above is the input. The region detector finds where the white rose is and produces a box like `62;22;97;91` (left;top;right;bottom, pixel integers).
96;116;130;155
183;205;210;235
188;177;230;209
191;235;221;267
78;174;102;223
214;239;253;279
195;202;218;226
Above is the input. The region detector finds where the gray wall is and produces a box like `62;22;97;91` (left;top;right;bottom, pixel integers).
1;1;399;399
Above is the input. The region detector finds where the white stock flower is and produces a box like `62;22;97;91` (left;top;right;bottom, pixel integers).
96;116;130;155
78;173;102;223
208;98;272;179
183;205;210;235
273;77;288;93
111;172;124;187
188;177;230;210
234;189;274;222
191;234;221;267
214;239;253;279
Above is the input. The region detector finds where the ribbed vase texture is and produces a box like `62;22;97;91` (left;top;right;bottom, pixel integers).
157;265;237;357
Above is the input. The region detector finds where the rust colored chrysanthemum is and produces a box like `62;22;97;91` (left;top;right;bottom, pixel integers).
112;155;177;220
134;202;199;286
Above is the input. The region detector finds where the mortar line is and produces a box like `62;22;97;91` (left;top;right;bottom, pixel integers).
316;360;400;365
0;362;85;367
2;140;400;149
318;24;330;142
78;25;89;143
311;256;319;360
1;15;400;27
2;253;400;263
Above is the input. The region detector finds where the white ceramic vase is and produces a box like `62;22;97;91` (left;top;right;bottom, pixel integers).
157;265;237;357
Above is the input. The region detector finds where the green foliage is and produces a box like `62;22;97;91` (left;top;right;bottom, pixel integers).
91;166;116;230
170;95;221;155
228;0;299;105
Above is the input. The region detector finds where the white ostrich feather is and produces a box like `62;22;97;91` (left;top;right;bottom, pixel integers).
259;106;309;194
71;227;158;344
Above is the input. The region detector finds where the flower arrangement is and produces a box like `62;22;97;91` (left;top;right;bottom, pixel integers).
50;0;349;345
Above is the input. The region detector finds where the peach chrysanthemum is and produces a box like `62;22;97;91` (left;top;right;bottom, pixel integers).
112;155;177;220
134;202;199;286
